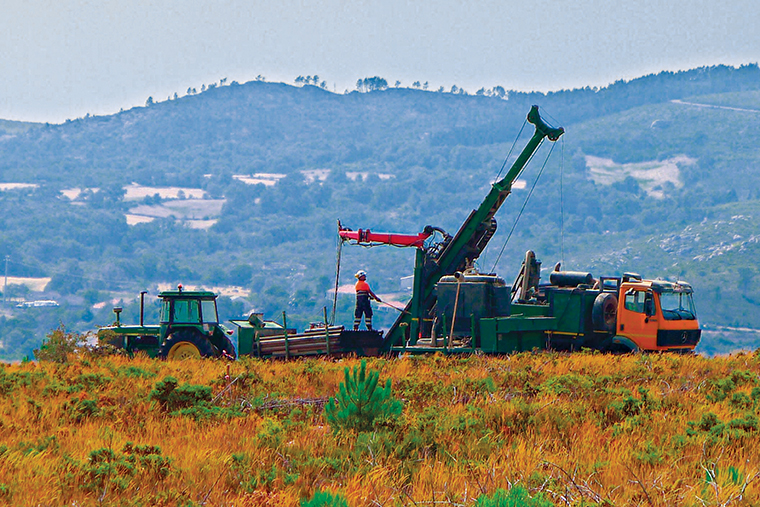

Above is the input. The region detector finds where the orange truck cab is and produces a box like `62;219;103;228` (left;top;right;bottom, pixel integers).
612;274;700;352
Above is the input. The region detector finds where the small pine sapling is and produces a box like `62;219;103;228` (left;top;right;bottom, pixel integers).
324;360;402;432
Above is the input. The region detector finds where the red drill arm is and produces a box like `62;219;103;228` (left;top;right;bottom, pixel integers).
338;227;431;248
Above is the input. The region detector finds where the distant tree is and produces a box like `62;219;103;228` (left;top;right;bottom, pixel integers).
220;77;228;85
437;86;444;92
201;84;207;92
296;76;305;85
320;81;327;89
255;75;266;81
492;86;506;98
423;81;429;90
360;77;388;92
476;88;485;96
412;81;421;89
394;80;401;88
450;85;459;94
145;96;154;106
313;75;320;85
355;77;388;92
173;92;179;100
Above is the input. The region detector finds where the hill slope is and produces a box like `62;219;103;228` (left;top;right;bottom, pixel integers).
2;65;760;359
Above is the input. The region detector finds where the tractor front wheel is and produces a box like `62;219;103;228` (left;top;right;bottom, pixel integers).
159;329;215;360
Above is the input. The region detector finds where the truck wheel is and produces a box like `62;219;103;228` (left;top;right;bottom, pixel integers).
592;293;618;333
159;329;215;360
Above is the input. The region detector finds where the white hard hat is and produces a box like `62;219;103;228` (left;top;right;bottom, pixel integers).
355;270;367;278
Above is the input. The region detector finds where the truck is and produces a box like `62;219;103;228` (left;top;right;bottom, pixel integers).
382;254;701;354
338;105;701;354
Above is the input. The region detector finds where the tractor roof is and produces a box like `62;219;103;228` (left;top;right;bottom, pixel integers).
157;290;217;299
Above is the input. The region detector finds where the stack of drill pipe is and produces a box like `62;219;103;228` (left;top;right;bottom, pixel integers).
257;326;343;357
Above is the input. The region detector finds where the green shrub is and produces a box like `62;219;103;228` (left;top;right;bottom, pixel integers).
476;485;553;507
64;397;101;423
118;365;157;379
324;360;402;433
301;490;349;507
149;376;241;421
74;442;172;493
150;377;211;410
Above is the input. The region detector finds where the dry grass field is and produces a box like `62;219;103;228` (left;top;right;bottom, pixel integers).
1;345;759;506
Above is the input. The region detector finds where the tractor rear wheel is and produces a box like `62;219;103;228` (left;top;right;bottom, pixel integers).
158;329;215;360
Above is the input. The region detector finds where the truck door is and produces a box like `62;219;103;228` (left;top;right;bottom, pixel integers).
618;289;658;350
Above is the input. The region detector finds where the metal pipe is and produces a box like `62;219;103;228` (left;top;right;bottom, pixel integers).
323;307;331;355
447;272;464;349
282;311;290;359
140;291;147;326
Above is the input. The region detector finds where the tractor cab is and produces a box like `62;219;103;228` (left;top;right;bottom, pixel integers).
159;289;219;327
156;287;235;360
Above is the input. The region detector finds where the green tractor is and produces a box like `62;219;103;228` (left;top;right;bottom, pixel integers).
98;286;236;360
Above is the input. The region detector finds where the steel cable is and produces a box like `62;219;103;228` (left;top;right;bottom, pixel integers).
491;140;558;272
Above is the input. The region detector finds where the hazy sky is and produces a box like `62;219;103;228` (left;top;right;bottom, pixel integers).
3;0;759;123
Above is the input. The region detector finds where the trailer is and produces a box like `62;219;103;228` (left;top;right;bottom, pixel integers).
230;313;383;358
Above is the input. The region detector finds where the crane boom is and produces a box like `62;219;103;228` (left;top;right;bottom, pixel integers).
384;105;564;348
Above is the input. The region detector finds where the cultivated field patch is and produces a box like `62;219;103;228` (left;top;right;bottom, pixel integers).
586;155;696;198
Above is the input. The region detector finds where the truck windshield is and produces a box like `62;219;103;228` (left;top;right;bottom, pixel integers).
659;291;697;320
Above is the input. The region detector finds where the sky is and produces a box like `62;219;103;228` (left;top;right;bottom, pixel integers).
2;0;760;123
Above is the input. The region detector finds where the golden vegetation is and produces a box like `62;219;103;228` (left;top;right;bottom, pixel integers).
1;348;760;506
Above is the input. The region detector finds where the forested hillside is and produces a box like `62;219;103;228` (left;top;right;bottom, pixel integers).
2;65;760;360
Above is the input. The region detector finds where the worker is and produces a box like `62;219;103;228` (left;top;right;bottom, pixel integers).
354;270;381;330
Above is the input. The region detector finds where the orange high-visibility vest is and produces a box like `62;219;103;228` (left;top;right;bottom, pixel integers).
355;280;371;296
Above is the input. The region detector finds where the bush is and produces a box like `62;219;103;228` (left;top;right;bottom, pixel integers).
149;376;241;421
476;485;553;507
33;325;91;363
301;491;349;507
